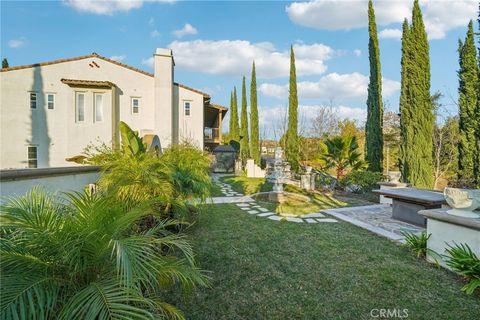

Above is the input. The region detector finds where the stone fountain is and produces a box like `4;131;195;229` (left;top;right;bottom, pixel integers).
265;147;309;203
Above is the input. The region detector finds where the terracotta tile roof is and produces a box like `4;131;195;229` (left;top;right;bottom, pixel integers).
1;53;212;100
0;53;154;77
61;78;116;88
175;82;211;98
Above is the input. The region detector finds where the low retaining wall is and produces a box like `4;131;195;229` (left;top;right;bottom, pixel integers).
0;166;101;200
420;208;480;269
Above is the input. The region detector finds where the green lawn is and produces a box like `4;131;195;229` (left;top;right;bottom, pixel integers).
219;175;273;195
219;176;372;215
169;204;480;319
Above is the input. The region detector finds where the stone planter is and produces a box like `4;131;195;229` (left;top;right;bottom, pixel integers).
444;188;480;218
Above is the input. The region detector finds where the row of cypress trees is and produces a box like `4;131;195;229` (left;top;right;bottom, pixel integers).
367;0;479;188
228;62;261;166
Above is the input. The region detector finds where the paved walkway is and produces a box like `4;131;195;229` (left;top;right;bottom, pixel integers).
324;204;424;243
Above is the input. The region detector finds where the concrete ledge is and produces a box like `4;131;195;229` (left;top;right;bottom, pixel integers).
0;166;101;181
420;208;480;231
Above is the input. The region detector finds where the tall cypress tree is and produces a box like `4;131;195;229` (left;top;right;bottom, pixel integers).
240;76;250;165
457;21;479;185
250;61;260;165
229;87;239;142
365;0;383;172
399;0;433;189
399;19;410;183
2;58;9;68
286;46;299;171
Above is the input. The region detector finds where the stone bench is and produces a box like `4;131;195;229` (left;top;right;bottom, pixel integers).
372;188;446;227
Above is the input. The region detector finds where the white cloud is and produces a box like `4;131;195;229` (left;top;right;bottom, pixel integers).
286;0;476;40
422;0;477;40
109;55;126;62
172;23;198;38
378;28;402;40
142;56;154;67
64;0;175;15
259;72;400;100
8;38;26;48
353;49;362;57
166;40;335;78
150;30;160;38
286;0;410;30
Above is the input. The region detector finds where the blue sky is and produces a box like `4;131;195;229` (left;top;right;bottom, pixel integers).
1;0;477;137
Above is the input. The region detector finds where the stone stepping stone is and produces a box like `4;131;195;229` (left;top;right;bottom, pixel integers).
268;215;283;221
248;210;259;214
316;218;338;223
258;208;269;212
257;212;275;217
302;213;325;218
286;217;303;223
305;218;318;224
240;207;251;211
237;203;250;207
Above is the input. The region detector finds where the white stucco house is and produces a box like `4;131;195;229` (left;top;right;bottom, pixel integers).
0;48;226;169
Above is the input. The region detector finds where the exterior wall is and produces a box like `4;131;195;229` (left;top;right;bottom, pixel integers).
0;57;154;169
0;166;100;200
175;85;204;149
0;51;215;169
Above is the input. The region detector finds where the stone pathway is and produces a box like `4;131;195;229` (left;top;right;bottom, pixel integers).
210;175;425;243
215;178;243;197
323;204;424;243
211;175;338;224
233;201;339;223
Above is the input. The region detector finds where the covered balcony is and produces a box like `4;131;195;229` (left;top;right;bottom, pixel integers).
204;103;227;151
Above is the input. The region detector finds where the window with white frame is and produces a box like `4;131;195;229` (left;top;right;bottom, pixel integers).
30;92;37;109
47;93;55;109
184;101;191;116
28;146;38;168
76;92;85;122
131;98;139;114
94;93;104;122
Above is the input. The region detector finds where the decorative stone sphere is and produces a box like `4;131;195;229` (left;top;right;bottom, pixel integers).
444;187;480;218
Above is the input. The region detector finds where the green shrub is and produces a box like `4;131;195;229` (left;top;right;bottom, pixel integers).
445;243;480;295
401;231;431;258
339;170;383;193
0;188;208;319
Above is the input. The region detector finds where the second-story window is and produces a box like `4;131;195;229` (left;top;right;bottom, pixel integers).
76;92;85;122
47;94;55;109
94;93;104;122
184;101;191;116
132;98;139;114
30;92;37;109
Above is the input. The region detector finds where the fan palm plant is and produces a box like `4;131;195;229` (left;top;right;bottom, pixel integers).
320;135;366;181
0;188;208;319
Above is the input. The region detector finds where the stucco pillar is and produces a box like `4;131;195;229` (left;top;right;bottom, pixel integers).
111;85;120;148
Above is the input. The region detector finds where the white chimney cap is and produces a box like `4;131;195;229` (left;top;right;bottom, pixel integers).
155;48;173;56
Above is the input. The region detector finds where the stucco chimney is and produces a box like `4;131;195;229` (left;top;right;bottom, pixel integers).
154;48;175;147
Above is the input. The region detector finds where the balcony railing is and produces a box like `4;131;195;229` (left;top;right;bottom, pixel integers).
204;127;220;142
